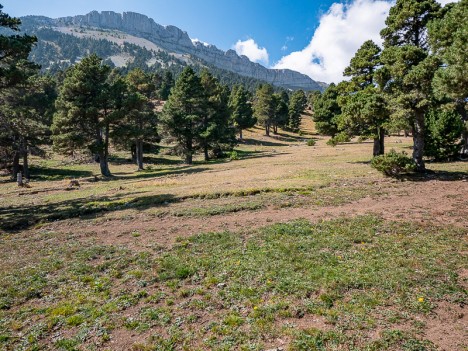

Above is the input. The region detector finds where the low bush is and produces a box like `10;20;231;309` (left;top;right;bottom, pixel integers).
371;149;416;176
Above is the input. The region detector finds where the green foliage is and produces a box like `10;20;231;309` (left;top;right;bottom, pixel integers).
111;68;159;169
428;1;468;155
199;70;236;160
161;67;234;163
424;108;464;160
429;1;468;102
0;5;50;178
371;149;416;176
253;84;276;136
52;55;113;175
271;92;289;133
312;83;340;137
343;40;381;90
288;90;307;132
380;0;443;171
307;139;316;147
228;85;256;139
326;132;351;147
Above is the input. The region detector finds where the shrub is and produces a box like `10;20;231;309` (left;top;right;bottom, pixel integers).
371;150;416;176
327;132;351;146
307;139;316;147
229;151;239;160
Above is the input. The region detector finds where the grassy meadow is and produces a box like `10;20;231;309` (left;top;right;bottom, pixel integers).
0;118;467;351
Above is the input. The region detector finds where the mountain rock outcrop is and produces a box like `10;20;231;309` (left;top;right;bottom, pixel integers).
52;11;325;91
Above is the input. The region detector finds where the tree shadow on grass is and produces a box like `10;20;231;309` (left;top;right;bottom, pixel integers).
110;166;210;181
241;138;288;147
29;166;94;181
395;169;468;182
0;192;177;232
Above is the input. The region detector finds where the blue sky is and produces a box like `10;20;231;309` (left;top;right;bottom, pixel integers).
1;0;455;83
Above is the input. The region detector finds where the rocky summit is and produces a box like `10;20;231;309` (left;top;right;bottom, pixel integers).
40;11;326;91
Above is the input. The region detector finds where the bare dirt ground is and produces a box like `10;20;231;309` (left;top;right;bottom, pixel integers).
43;177;467;251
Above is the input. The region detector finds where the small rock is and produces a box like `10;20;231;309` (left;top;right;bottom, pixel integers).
217;283;227;288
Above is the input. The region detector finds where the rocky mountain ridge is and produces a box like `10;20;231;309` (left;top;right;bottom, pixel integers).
24;11;326;91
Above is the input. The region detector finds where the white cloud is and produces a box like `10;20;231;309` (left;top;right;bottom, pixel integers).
233;38;269;65
274;0;456;84
274;0;392;84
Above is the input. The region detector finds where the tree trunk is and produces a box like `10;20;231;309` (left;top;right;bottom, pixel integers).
185;137;193;165
373;138;380;157
136;140;144;170
265;123;270;137
456;101;468;157
239;129;243;140
462;128;468;157
11;152;20;181
273;125;278;134
131;144;137;163
204;144;209;162
413;111;426;172
379;130;385;156
23;151;29;180
373;127;385;157
99;150;111;176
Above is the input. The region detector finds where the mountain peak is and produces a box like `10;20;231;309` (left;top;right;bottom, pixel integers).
25;10;326;91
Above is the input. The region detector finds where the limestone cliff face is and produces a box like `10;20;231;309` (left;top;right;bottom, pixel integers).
55;11;325;90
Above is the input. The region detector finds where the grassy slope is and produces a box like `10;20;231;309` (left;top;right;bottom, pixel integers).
0;118;467;350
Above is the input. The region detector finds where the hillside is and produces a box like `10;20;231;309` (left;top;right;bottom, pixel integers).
17;11;327;91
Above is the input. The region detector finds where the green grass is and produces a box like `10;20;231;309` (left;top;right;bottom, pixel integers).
0;216;465;350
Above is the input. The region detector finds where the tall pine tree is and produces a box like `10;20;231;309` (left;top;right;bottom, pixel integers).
160;67;205;164
52;55;113;176
338;40;389;156
380;0;442;171
228;85;256;140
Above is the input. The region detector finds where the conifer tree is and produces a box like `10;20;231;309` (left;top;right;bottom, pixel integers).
159;70;174;100
338;40;389;156
380;0;442;171
253;84;275;136
52;55;113;176
160;67;205;164
428;0;468;155
288;90;307;132
271;93;289;134
228;85;256;140
112;68;159;170
0;4;47;179
201;73;236;160
312;83;340;137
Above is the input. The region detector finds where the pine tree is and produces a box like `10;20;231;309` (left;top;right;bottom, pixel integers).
380;0;442;171
271;93;289;134
0;4;37;89
0;4;45;179
288;90;307;132
253;84;275;136
338;40;389;156
198;70;236;160
228;85;256;140
52;55;113;176
312;83;340;137
159;70;174;100
111;68;159;170
428;0;468;155
160;67;205;164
